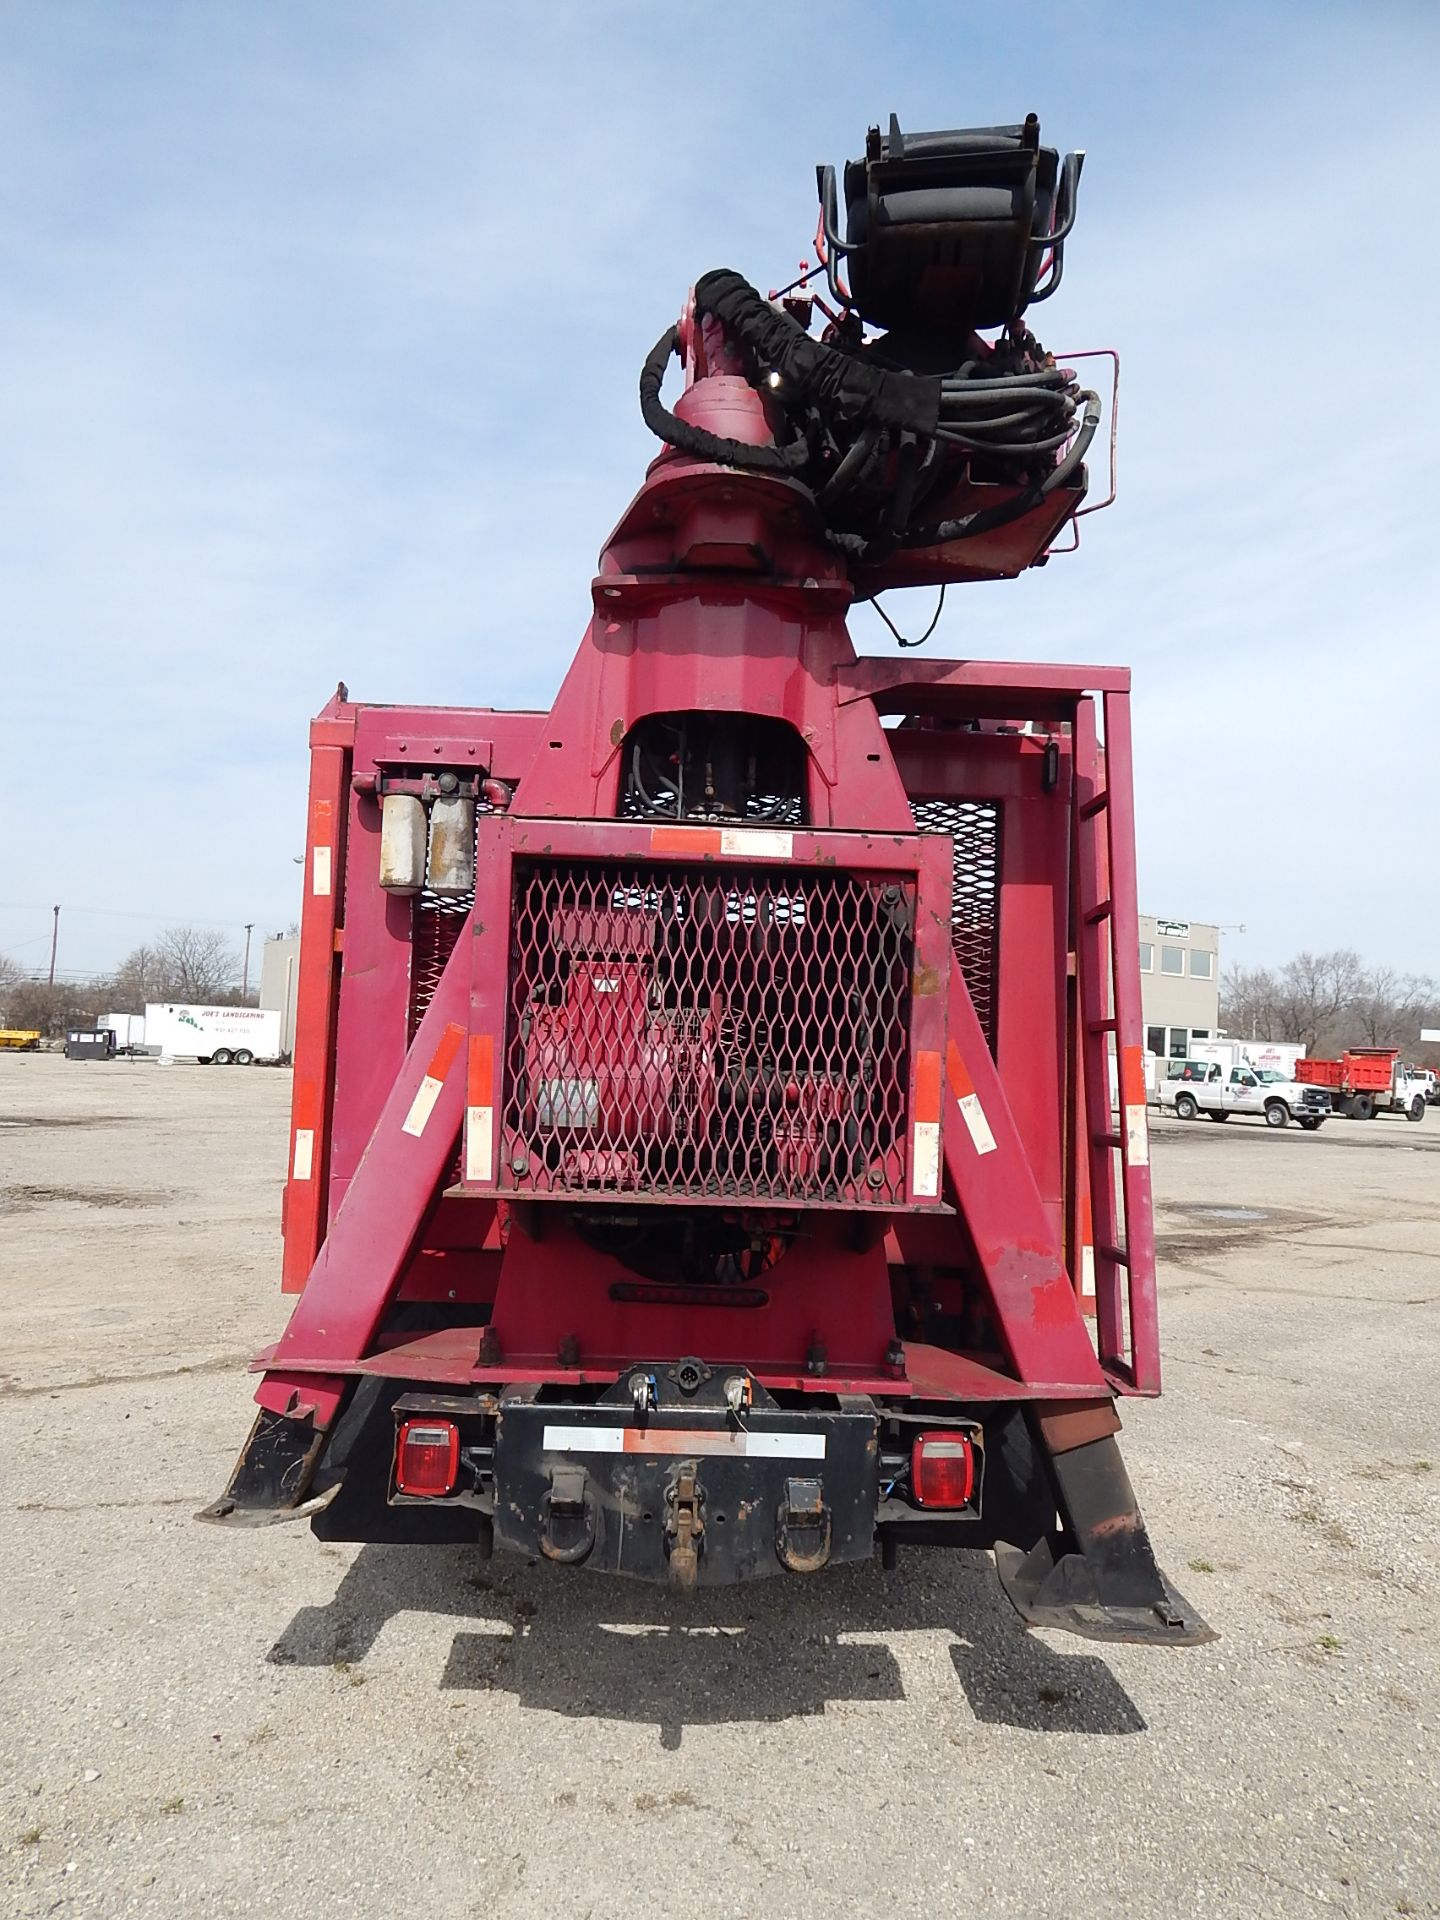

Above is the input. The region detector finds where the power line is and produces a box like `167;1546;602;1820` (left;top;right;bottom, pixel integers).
0;901;265;930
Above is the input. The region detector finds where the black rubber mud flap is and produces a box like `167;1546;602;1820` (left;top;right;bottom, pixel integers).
195;1406;340;1528
995;1433;1216;1647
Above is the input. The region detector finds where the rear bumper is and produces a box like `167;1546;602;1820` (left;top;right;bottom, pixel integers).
199;1373;1214;1641
491;1391;883;1586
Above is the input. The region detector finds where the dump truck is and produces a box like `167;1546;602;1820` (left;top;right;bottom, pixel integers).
203;113;1212;1645
1296;1048;1427;1121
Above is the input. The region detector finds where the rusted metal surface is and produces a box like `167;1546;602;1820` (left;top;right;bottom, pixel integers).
1033;1398;1123;1454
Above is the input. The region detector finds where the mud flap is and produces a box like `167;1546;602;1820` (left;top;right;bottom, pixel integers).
995;1537;1214;1644
995;1432;1216;1646
195;1406;340;1527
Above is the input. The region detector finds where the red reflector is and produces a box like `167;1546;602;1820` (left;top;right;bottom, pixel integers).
395;1419;459;1497
911;1430;975;1509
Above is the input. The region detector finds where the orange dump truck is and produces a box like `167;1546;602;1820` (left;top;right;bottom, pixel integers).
1295;1048;1427;1122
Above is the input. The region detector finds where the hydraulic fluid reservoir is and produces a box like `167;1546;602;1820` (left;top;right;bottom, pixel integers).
379;793;427;894
426;793;476;897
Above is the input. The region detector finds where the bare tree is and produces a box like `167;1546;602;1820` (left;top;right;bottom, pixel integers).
1219;964;1282;1041
1221;949;1438;1060
1349;969;1440;1049
111;927;239;1007
109;942;167;1009
0;974;108;1038
1265;949;1366;1054
156;926;239;1001
0;951;28;1026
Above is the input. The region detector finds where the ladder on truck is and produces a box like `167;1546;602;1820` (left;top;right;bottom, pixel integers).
1070;689;1160;1393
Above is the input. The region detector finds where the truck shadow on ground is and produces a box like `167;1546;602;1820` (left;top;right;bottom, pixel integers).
269;1543;1147;1747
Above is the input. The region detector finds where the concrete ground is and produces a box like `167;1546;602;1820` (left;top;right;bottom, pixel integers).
1;1052;1436;1919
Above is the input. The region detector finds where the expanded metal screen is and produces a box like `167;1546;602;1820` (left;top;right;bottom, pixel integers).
408;891;469;1038
407;801;492;1038
910;798;1000;1050
500;860;914;1205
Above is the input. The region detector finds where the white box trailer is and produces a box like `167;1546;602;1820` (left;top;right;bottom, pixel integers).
1192;1038;1307;1078
98;1012;147;1051
144;1004;283;1065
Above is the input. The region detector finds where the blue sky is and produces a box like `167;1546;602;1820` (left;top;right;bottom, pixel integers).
3;1;1437;980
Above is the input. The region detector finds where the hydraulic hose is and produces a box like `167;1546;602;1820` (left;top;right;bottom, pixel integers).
913;389;1101;545
636;270;1099;552
639;326;808;474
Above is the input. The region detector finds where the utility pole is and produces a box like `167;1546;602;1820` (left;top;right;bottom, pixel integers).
47;905;60;988
242;923;255;1000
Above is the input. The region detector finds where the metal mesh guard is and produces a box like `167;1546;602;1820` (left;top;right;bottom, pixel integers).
910;798;1000;1050
501;861;914;1205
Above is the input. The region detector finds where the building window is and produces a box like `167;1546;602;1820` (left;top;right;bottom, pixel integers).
1146;1025;1165;1057
1139;942;1154;972
1160;946;1185;976
1168;1027;1189;1058
1192;1029;1210;1041
1190;948;1214;980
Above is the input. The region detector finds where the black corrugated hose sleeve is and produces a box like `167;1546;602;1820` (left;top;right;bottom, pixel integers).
694;269;942;438
639;325;808;473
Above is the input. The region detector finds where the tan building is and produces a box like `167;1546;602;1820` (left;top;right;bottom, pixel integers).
259;935;299;1058
1139;914;1220;1061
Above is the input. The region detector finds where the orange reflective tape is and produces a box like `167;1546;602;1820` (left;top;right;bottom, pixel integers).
913;1050;942;1125
1120;1043;1146;1107
467;1032;494;1106
292;1076;319;1131
426;1021;466;1084
650;825;722;854
946;1037;975;1102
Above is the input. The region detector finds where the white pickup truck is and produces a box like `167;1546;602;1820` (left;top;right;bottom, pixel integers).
1160;1059;1330;1130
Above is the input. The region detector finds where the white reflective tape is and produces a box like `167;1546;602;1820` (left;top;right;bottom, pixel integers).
744;1431;826;1459
312;845;332;896
958;1091;997;1156
1080;1242;1096;1301
544;1425;628;1451
1125;1101;1150;1168
718;827;793;860
540;1424;826;1460
292;1128;314;1181
911;1119;941;1197
465;1104;494;1182
401;1073;444;1138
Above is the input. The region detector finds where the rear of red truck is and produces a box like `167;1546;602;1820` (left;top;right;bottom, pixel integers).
202;111;1211;1647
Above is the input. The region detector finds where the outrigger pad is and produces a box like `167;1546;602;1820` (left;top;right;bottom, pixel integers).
995;1536;1216;1646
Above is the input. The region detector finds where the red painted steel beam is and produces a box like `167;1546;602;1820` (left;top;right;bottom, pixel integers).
280;697;353;1294
938;957;1108;1391
836;656;1129;717
349;706;548;786
258;922;475;1417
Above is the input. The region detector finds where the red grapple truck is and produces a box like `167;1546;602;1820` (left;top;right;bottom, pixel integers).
202;114;1212;1646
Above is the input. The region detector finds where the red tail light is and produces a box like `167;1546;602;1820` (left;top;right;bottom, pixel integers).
911;1431;975;1508
395;1419;459;1497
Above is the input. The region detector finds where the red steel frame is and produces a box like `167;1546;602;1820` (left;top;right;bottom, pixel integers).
260;343;1162;1439
265;691;1157;1423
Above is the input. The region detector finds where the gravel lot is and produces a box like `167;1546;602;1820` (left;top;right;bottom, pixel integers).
2;1052;1437;1918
